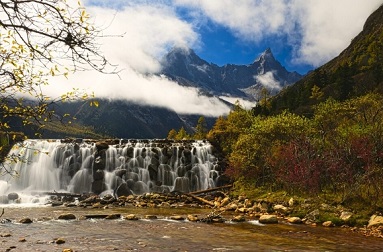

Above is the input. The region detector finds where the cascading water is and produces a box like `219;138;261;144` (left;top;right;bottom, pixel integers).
0;139;222;204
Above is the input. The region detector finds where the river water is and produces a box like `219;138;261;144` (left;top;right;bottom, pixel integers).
1;206;382;251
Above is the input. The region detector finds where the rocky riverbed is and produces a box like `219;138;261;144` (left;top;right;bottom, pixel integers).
2;189;383;242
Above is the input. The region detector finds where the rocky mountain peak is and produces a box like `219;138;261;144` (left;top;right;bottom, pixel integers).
160;47;302;101
254;47;275;63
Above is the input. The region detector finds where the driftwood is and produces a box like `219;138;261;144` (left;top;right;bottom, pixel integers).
189;184;233;195
185;193;215;207
41;192;82;198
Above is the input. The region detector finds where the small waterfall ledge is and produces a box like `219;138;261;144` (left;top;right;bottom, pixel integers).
0;139;223;204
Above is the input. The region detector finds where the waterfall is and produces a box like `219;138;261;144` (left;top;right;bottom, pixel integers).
0;139;221;203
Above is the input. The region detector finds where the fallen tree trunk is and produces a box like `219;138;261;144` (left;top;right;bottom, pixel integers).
189;184;233;195
40;192;82;198
185;193;215;207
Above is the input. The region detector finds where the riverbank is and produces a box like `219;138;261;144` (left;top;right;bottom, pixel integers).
2;187;383;242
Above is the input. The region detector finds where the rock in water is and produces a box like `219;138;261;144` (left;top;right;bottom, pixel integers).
259;215;278;224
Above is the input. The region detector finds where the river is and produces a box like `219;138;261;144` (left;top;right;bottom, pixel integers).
1;206;382;251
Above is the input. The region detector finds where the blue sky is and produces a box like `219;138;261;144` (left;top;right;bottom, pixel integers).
47;0;383;116
82;0;382;75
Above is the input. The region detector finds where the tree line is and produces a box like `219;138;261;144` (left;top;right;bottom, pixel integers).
177;93;383;209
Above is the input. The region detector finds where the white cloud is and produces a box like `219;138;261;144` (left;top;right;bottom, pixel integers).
255;72;281;91
174;0;382;67
43;2;231;117
45;0;382;118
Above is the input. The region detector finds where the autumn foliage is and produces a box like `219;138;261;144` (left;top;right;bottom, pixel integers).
207;93;383;208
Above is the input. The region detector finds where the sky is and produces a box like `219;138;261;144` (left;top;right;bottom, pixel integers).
46;0;383;117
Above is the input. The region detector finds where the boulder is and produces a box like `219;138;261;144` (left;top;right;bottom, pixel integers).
231;215;246;222
124;214;139;220
287;217;302;224
322;221;335;227
144;215;158;220
187;214;199;222
225;203;238;211
259;215;278;224
115;182;133;197
368;215;383;228
105;214;121;220
19;217;33;224
7;192;19;201
58;213;76;220
170;215;185;221
91;180;107;194
93;169;105;181
55;238;66;244
220;197;230;207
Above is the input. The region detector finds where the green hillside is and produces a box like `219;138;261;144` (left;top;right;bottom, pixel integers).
254;4;383;116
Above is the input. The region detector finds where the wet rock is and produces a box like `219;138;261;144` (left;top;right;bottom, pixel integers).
91;180;107;194
58;213;76;220
225;203;238;211
95;141;109;152
220;197;230;207
81;195;100;204
19;217;33;224
7;192;19;200
187;214;199;222
231;215;246;222
236;207;249;213
170;215;185;221
105;214;121;219
124;214;139;220
31;198;40;204
116;182;133;197
115;168;127;178
287;217;302;224
144;215;158;219
368;215;383;228
51;200;64;207
55;238;66;244
259;215;278;224
322;221;335;227
93;169;105;181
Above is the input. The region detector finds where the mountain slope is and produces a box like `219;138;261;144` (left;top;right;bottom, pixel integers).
258;4;383;116
161;47;303;100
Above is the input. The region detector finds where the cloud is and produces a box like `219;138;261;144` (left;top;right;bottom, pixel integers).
43;2;231;117
174;0;382;67
45;0;381;118
255;72;282;91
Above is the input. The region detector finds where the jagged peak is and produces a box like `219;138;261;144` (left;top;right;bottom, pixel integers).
166;46;195;57
254;48;276;63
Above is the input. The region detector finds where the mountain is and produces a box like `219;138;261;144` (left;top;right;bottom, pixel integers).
160;47;303;101
37;100;216;139
257;4;383;116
